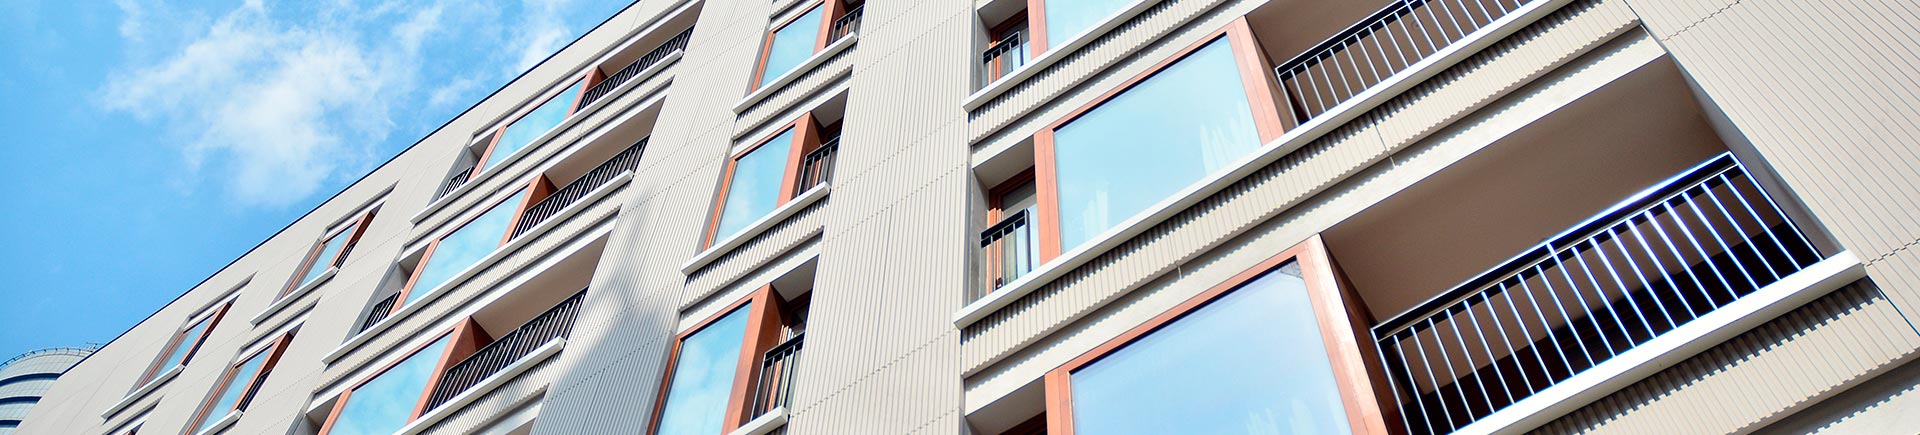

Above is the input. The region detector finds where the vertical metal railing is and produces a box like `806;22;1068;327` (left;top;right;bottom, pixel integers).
508;139;647;239
331;242;357;268
422;289;588;412
580;28;695;107
1273;0;1536;125
1371;155;1824;434
792;138;838;196
358;293;402;333
979;31;1027;84
750;334;805;418
433;165;476;202
829;5;864;41
972;208;1036;304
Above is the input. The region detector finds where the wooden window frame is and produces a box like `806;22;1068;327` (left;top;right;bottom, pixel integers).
1031;18;1287;262
182;332;297;432
377;182;546;318
468;74;596;177
133;302;232;387
315;321;492;435
1042;236;1395;434
702;115;824;248
747;0;852;93
280;210;378;298
646;285;792;435
983;170;1038;289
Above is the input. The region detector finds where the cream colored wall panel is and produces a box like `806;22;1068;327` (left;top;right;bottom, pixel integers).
680;197;828;309
414;356;559;435
734;47;857;139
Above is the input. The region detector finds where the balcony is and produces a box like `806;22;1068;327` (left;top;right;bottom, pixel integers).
580;27;694;108
979;31;1027;85
748;333;805;420
508;139;646;239
422;289;585;412
358;293;402;334
433;164;476;202
792;137;838;197
829;4;863;42
974;208;1035;304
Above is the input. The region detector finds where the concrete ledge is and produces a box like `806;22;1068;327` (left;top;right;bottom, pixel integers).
1464;251;1867;434
251;267;335;325
681;183;829;276
734;34;857;113
726;407;788;435
101;365;182;419
962;0;1164;111
398;338;565;435
190;409;241;435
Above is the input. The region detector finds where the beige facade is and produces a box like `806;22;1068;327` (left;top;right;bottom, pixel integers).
19;0;1920;434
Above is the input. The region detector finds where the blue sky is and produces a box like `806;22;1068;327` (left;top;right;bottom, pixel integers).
0;0;631;361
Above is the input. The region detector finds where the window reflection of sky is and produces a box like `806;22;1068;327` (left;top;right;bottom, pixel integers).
328;336;451;435
157;317;212;373
1053;38;1259;251
760;6;825;88
655;304;752;435
409;191;522;303
487;80;585;170
714;130;795;242
296;223;356;287
1045;0;1133;48
197;349;269;433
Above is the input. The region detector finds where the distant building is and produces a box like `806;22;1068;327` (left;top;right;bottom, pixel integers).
0;347;94;434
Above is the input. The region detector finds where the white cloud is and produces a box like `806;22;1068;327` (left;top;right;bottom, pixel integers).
511;0;578;73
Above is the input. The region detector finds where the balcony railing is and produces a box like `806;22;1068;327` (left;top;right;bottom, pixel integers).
792;138;838;196
358;293;402;333
980;31;1027;84
1372;155;1824;435
580;28;694;107
433;165;476;202
973;208;1036;304
422;289;587;412
508;139;647;239
1274;0;1534;124
829;5;863;41
331;242;356;268
750;334;805;418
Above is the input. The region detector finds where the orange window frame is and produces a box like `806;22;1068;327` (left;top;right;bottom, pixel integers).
133;302;232;387
1031;18;1287;262
1042;236;1395;434
702;114;824;248
985;14;1030;83
748;0;851;93
646;285;791;435
315;321;492;435
983;170;1037;287
182;332;297;431
377;180;551;319
281;210;378;298
468;73;598;177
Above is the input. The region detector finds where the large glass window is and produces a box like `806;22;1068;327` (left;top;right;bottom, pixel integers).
138;304;230;386
408;190;525;302
655;305;753;435
324;336;453;435
757;5;826;88
188;333;292;434
485;81;586;171
712;130;796;243
1068;262;1350;434
1049;38;1260;251
1043;0;1133;49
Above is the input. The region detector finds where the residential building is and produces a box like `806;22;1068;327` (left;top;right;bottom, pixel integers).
19;0;1920;433
0;347;95;434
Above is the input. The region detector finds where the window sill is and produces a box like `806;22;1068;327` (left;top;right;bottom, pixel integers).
1462;251;1864;434
954;0;1574;329
681;183;830;275
733;34;857;114
727;406;788;435
191;410;242;435
961;0;1163;112
398;338;566;435
101;365;182;419
326;173;631;365
250;268;336;325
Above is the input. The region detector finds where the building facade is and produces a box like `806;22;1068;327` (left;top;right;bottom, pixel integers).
1;347;95;434
19;0;1920;433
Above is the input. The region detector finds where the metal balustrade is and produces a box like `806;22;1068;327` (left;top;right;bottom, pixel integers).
580;28;694;107
331;242;356;268
1372;155;1824;435
980;31;1027;84
508;139;647;239
973;208;1036;304
358;293;401;333
422;290;587;412
433;165;475;202
1274;0;1534;124
830;5;863;41
750;334;805;418
792;138;838;196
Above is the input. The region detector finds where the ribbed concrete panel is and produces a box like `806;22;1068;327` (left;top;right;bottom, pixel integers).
1537;280;1920;434
1624;0;1920;314
966;0;1233;145
734;47;857;139
415;354;560;434
959;0;1638;376
680;197;829;309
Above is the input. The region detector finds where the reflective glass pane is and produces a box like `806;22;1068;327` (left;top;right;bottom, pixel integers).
409;191;523;302
1070;262;1351;435
327;336;451;435
197;349;270;433
712;130;795;241
1044;0;1133;48
655;304;753;435
157;317;213;373
1052;38;1258;251
295;223;357;288
486;80;585;170
759;6;825;88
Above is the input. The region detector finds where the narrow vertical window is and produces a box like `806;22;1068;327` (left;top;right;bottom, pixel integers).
134;302;232;388
184;332;295;434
